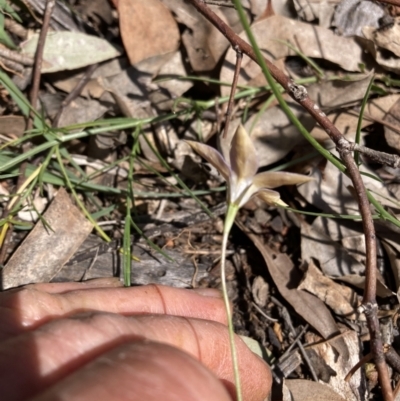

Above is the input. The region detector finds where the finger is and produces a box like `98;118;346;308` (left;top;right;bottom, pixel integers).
0;284;226;339
31;341;233;401
0;313;271;401
25;278;124;293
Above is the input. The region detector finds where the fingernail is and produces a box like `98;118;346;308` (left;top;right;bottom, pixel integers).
192;288;223;299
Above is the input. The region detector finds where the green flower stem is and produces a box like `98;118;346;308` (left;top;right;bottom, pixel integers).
221;202;242;401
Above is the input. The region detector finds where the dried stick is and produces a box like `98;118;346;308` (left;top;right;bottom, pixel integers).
28;0;55;131
0;46;33;66
187;1;393;399
377;0;400;6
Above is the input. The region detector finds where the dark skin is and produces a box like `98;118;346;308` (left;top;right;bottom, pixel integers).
0;279;272;401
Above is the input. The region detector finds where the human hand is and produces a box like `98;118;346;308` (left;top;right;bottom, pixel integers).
0;279;271;401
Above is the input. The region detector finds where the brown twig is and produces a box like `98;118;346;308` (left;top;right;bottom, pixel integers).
0;46;33;66
377;0;400;7
4;18;28;39
204;0;236;7
187;1;393;399
28;0;55;131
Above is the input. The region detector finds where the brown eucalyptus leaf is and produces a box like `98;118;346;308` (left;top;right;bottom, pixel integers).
118;0;180;65
368;94;400;120
310;111;364;142
283;379;347;401
236;220;339;339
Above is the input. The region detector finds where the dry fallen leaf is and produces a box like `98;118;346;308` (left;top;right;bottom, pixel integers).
2;188;93;289
363;20;400;57
307;72;374;109
301;220;365;277
0;116;26;137
118;0;180;65
298;260;360;320
244;103;314;167
21;32;121;73
332;0;384;36
220;14;364;96
361;22;400;74
283;379;348;401
383;97;400;152
305;331;366;401
236;219;340;339
297;141;397;217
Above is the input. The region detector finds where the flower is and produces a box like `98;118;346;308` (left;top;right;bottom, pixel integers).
186;124;313;208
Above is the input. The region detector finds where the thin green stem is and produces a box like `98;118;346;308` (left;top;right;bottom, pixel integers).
221;202;242;401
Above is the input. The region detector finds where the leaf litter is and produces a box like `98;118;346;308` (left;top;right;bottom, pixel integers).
1;0;400;400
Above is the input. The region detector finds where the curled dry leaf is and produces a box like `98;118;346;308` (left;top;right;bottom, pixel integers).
305;331;366;401
118;0;180;65
298;260;360;320
362;21;400;74
364;21;400;57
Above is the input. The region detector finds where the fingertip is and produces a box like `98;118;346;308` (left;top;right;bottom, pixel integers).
32;341;233;401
